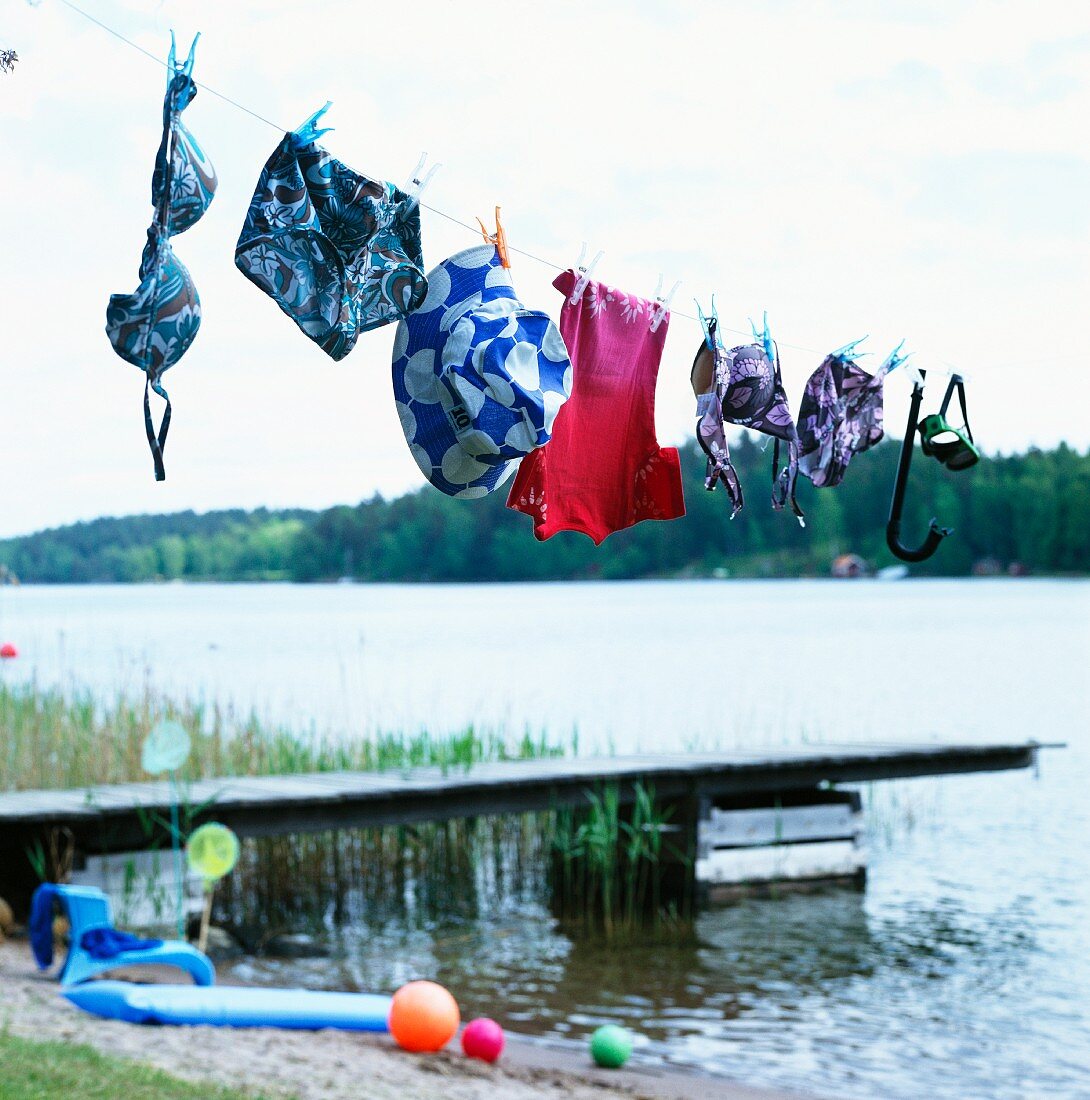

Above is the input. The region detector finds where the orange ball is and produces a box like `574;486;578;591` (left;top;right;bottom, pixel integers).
388;981;460;1053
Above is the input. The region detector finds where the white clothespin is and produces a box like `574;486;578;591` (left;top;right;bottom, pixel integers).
403;152;441;211
649;275;681;332
902;360;925;390
942;362;974;384
570;242;604;304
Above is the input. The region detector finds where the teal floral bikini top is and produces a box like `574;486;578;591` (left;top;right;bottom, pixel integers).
105;33;217;481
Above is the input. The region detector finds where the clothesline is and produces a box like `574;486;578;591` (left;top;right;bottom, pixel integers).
44;0;1057;374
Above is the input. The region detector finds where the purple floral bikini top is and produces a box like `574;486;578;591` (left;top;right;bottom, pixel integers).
797;340;907;488
691;307;804;525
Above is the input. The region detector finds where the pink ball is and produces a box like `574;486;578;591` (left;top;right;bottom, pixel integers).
461;1017;505;1063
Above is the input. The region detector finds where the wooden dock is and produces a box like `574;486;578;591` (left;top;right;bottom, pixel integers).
0;741;1041;913
0;743;1042;915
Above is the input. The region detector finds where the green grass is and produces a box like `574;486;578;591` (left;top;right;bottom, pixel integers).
0;1031;283;1100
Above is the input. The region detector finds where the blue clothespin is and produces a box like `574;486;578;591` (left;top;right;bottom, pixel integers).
832;336;869;361
749;311;776;363
166;31;201;83
881;339;911;374
293;101;334;147
695;294;721;350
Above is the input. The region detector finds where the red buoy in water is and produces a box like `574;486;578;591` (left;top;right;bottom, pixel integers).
0;643;18;659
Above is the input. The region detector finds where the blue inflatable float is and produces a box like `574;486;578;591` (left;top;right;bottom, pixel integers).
63;980;391;1031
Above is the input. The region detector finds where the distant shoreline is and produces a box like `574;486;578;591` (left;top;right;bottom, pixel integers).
2;440;1084;584
1;574;1086;587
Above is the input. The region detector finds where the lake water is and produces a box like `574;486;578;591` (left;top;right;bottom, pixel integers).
2;580;1088;1099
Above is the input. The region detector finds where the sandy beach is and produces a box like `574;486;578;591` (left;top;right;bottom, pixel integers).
0;941;799;1100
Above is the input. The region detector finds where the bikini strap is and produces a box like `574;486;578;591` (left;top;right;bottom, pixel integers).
768;343;805;526
143;374;172;482
694;333;744;518
712;452;745;517
771;438;804;526
697;395;743;517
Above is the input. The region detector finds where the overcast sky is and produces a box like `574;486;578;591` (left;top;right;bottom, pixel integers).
2;0;1087;538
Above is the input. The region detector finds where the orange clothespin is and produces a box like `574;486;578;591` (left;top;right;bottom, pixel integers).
476;205;510;268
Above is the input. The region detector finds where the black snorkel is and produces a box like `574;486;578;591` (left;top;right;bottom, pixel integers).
886;370;952;563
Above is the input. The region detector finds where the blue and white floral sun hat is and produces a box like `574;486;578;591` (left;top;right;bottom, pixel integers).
392;244;573;498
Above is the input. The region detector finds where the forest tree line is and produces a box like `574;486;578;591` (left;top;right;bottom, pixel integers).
1;439;1087;583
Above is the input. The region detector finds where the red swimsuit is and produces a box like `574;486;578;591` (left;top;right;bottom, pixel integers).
507;270;685;543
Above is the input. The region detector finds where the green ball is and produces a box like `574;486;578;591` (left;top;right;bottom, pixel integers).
590;1024;633;1068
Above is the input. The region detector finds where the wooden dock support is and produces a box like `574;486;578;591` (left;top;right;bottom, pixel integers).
696;788;865;900
0;825;62;917
656;792;703;920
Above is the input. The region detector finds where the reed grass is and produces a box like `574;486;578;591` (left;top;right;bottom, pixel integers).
0;679;561;791
549;782;693;939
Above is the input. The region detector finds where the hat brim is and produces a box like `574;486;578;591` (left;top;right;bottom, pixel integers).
392;245;519;499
